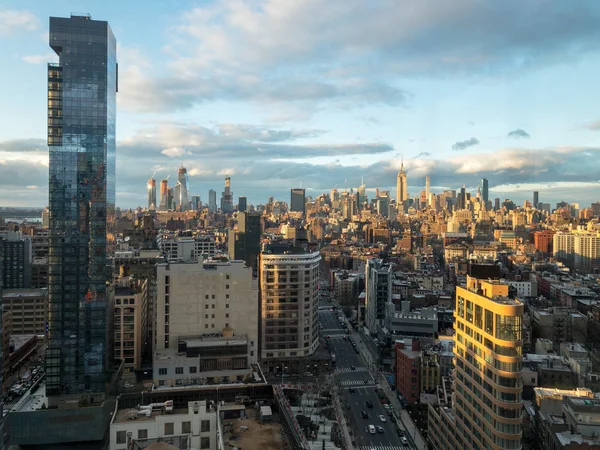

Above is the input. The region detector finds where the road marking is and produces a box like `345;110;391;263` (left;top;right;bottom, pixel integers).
334;366;368;374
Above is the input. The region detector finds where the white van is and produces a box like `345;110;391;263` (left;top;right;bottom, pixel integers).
368;425;376;434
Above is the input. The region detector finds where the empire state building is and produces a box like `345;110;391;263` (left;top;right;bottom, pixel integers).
396;160;408;205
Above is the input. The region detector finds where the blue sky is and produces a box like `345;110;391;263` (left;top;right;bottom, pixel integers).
1;0;600;208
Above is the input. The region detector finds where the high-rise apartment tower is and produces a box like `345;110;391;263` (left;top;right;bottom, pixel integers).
46;14;117;398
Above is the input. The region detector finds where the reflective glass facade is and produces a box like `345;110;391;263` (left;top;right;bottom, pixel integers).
46;15;117;397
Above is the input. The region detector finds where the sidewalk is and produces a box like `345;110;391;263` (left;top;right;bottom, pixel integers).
351;329;427;450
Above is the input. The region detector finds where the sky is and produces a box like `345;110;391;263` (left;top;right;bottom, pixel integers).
1;0;600;209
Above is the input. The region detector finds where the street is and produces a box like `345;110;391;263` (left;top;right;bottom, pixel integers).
319;309;411;450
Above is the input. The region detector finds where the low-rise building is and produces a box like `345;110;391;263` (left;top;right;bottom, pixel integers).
385;306;439;338
110;400;217;450
114;276;148;372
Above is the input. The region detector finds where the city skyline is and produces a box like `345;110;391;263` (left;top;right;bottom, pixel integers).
1;1;600;208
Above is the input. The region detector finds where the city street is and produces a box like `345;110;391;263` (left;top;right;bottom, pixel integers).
318;309;411;450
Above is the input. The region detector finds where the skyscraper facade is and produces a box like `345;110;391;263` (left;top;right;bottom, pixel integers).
533;191;539;208
396;160;408;206
147;177;156;210
208;189;217;212
290;188;306;213
238;196;247;212
176;165;189;211
159;178;169;210
46;14;117;398
221;176;233;213
480;178;489;205
425;175;430;206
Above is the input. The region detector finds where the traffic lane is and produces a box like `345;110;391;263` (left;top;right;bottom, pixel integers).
345;387;401;447
329;340;364;368
318;312;344;331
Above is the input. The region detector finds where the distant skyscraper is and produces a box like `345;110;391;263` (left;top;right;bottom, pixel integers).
147;176;157;210
176;165;190;211
191;195;201;211
208;189;217;212
396;159;408;206
357;175;367;207
290;188;306;213
494;198;501;210
533;191;539;208
221;176;233;213
159;178;169;210
46;13;117;399
425;175;430;205
480;178;489;204
238;196;247;212
228;212;261;271
458;186;467;210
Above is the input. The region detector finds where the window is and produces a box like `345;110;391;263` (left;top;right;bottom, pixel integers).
226;294;229;299
190;366;197;373
205;314;209;319
116;430;126;444
205;304;209;309
226;284;230;289
201;437;211;449
225;313;229;318
226;304;229;308
226;275;230;280
212;314;215;318
205;294;209;299
165;422;174;435
475;304;483;329
159;368;167;375
201;420;211;432
175;367;184;374
182;421;192;433
212;304;215;308
138;429;148;439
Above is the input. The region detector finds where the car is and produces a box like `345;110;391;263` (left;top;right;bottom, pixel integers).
345;329;350;334
348;387;356;393
396;428;403;437
350;365;356;371
342;335;347;340
368;425;376;434
379;414;387;422
361;410;369;419
355;348;360;354
365;400;373;408
388;410;395;418
400;436;409;444
376;425;384;433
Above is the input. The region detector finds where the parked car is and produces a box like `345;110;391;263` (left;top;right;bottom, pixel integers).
379;414;387;423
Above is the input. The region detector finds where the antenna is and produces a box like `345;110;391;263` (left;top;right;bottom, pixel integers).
166;174;171;181
151;169;159;179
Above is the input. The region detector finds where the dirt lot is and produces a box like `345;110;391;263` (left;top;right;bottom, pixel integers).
223;408;282;450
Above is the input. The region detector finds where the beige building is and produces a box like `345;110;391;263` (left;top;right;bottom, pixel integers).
2;288;48;335
114;276;148;372
259;247;320;370
153;257;258;386
429;276;524;450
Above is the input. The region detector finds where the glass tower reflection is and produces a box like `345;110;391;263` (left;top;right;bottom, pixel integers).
46;14;117;397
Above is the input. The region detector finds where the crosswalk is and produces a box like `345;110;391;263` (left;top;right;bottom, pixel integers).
340;379;375;386
334;366;368;374
357;446;409;450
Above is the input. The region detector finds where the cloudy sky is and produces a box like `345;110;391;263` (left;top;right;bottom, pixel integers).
1;0;600;208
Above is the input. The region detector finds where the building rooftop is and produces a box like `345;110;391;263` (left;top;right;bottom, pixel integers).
2;289;48;298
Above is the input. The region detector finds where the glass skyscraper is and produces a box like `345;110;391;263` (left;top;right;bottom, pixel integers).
46;14;117;398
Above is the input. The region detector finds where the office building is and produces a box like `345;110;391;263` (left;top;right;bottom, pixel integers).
396;159;408;205
480;178;489;205
429;276;524;450
221;176;233;213
238;196;247;212
533;191;539;208
0;231;32;288
208;189;217;212
365;259;392;334
290;188;306;214
114;276;148;372
2;288;48;335
147;176;157;210
110;400;217;450
259;244;320;372
46;13;117;399
190;195;201;211
154;258;258;386
228;212;261;270
176;165;190;211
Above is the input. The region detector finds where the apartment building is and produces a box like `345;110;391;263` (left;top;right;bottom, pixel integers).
1;288;48;335
157;234;216;262
259;245;320;371
365;259;392;334
429;276;524;450
114;276;148;372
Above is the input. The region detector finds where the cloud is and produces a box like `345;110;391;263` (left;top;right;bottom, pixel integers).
0;10;39;36
118;1;600;115
22;52;56;65
507;128;530;139
585;120;600;131
452;137;479;151
414;152;431;158
161;147;192;158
